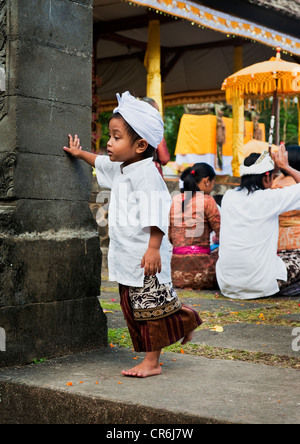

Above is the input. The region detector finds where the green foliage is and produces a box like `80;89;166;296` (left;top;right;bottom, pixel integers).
99;111;112;149
259;100;299;146
32;358;47;365
164;105;185;160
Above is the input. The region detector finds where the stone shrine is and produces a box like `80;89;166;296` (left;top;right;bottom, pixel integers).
0;0;107;367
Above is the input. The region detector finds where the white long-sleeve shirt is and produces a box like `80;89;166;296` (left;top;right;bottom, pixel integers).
216;184;300;299
95;156;172;287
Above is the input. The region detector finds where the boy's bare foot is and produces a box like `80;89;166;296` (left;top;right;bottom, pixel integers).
181;332;193;345
121;362;162;378
121;350;162;378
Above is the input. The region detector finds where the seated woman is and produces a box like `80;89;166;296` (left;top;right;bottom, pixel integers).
169;163;220;290
272;146;300;296
216;146;300;300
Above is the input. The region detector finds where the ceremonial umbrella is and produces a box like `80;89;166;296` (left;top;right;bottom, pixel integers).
222;48;300;150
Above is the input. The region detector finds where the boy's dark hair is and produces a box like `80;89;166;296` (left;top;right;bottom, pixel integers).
109;113;155;159
282;146;300;176
239;153;274;194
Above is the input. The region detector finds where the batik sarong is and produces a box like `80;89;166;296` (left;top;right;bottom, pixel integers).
129;276;182;321
119;277;202;353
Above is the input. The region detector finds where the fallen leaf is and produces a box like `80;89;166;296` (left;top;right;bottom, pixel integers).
210;326;224;333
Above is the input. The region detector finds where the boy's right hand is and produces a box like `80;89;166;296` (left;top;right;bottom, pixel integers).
63;134;83;158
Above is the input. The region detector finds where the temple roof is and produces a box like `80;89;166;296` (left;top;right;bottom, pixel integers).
197;0;300;38
249;0;300;20
94;0;300;105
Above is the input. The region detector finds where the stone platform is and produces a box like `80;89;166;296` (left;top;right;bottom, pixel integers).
0;347;299;424
0;276;299;425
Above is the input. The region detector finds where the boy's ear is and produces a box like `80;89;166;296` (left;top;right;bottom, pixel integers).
136;139;148;154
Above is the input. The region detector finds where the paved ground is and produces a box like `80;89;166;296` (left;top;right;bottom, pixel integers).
101;277;300;359
0;274;299;424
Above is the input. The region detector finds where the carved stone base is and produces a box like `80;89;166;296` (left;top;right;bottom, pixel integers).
0;153;16;199
0;230;107;367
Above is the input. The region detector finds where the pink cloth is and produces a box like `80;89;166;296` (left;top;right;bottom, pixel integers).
173;245;211;255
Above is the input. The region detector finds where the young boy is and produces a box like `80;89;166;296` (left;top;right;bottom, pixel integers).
63;92;202;377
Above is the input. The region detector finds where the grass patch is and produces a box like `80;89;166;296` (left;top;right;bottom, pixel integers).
100;300;121;311
176;290;225;300
165;343;300;370
101;286;119;294
108;328;133;348
200;300;300;329
108;328;300;370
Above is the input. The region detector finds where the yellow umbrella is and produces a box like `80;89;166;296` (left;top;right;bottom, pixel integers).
222;51;300;101
222;48;300;163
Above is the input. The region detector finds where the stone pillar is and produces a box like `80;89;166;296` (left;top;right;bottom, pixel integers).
0;0;107;367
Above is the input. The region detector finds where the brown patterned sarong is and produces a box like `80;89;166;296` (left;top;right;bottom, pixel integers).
119;284;202;353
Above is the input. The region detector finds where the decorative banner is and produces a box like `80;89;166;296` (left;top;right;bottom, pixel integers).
126;0;300;56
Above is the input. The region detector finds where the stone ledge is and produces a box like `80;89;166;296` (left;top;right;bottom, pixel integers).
0;348;299;424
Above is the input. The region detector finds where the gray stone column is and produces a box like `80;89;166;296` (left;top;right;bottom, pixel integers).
0;0;107;367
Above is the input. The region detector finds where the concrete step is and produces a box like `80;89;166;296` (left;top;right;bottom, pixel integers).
192;323;300;357
0;348;299;424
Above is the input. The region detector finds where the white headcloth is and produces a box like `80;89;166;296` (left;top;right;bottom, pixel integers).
240;151;275;176
113;91;164;149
